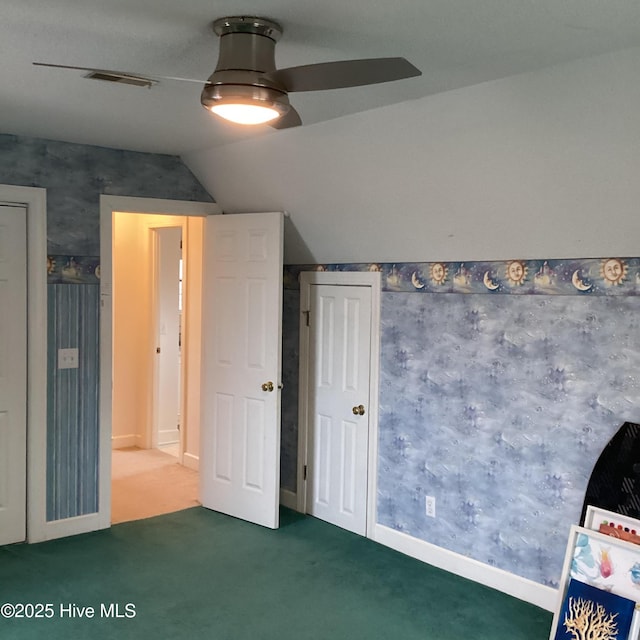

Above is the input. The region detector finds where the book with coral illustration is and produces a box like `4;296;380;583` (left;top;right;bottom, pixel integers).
554;578;635;640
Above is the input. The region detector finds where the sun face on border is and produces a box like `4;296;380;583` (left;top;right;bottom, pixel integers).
505;260;528;286
600;258;627;286
429;262;448;285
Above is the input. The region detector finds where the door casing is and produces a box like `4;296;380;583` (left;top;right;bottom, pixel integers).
297;271;381;539
0;185;47;543
151;225;183;451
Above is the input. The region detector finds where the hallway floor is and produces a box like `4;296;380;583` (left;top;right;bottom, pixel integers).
111;447;199;524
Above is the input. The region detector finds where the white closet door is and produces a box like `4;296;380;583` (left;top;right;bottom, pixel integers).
0;204;27;545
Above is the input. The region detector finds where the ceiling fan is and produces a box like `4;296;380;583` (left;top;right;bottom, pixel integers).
33;15;422;129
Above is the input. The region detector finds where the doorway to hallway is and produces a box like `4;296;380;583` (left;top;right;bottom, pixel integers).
110;210;204;522
101;198;284;533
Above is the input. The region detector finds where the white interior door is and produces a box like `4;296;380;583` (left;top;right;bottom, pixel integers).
306;283;372;535
200;212;283;529
0;204;27;545
155;226;182;447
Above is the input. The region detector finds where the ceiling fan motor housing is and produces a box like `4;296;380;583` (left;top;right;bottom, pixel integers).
201;16;291;116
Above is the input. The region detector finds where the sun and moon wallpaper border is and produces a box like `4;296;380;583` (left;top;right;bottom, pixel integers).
284;257;640;295
47;254;640;294
47;255;101;284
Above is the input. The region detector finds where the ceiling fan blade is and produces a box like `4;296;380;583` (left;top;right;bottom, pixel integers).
269;105;302;130
34;62;103;73
33;62;159;87
32;62;208;85
266;57;421;93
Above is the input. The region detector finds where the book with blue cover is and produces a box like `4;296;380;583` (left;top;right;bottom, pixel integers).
554;578;635;640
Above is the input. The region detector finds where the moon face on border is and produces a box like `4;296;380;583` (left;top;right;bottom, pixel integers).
572;269;592;291
483;271;499;290
411;271;425;289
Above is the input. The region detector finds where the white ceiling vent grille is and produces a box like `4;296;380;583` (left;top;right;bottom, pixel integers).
84;71;156;88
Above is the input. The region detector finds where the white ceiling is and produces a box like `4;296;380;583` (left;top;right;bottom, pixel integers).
3;0;640;155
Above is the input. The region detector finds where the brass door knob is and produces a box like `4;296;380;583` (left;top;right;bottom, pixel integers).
352;405;365;416
261;381;274;392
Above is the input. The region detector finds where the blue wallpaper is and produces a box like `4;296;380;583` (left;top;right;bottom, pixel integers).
0;133;212;255
47;284;100;520
377;293;640;587
280;290;300;491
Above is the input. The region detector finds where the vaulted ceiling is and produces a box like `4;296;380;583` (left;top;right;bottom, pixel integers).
4;0;640;155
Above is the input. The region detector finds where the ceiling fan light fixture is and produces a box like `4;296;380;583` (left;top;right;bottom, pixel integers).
209;103;280;125
201;83;289;125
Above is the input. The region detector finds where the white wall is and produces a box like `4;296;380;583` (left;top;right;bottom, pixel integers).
183;46;640;264
113;212;152;448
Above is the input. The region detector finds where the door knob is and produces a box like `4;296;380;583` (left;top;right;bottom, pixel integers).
261;381;274;392
352;404;365;416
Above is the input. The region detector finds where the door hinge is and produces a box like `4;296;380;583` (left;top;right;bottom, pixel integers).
303;310;310;327
304;465;307;481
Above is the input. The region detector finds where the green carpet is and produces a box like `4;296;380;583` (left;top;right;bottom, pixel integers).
0;508;552;639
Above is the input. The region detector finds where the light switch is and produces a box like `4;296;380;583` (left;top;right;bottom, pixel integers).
58;348;79;369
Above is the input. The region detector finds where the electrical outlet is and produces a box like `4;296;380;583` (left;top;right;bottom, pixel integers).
425;495;436;518
58;348;79;369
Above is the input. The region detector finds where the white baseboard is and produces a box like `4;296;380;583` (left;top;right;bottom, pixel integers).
183;452;199;471
280;488;297;510
158;430;179;447
28;512;109;543
373;524;557;612
111;434;137;449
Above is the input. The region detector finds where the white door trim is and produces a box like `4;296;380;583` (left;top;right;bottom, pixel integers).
99;195;220;531
0;185;47;543
297;270;381;539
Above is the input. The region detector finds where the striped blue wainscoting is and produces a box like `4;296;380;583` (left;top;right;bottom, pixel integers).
46;283;100;521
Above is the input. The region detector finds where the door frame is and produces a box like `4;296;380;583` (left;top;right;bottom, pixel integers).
99;195;220;529
150;225;183;452
297;270;381;539
0;185;47;543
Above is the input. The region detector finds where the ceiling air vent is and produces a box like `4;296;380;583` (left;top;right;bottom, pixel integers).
84;71;156;88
